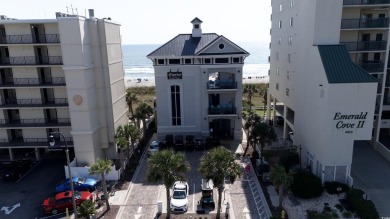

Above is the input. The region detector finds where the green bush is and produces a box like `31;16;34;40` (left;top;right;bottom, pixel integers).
324;181;350;194
291;171;323;198
342;211;353;218
346;189;379;219
279;151;299;171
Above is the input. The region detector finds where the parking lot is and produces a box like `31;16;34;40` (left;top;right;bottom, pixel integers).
0;152;70;219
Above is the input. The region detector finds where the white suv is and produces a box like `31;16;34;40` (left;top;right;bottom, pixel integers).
170;181;189;212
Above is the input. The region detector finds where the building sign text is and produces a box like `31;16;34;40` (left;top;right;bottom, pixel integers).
333;112;367;134
167;70;182;79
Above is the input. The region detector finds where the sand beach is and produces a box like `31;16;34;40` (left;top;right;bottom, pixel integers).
125;75;269;88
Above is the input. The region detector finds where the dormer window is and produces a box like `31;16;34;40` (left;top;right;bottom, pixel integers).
194;24;199;29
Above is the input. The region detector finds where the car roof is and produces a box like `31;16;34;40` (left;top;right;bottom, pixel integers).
150;141;159;145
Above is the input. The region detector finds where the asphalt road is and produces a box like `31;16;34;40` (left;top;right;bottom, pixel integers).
0;154;69;219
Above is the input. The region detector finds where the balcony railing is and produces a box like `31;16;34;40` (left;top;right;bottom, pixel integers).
0;118;71;127
0;34;60;44
341;41;387;51
0;98;68;107
343;0;390;5
207;81;237;89
0;137;73;147
0;56;63;65
341;18;389;29
356;60;385;72
208;106;236;115
0;77;66;86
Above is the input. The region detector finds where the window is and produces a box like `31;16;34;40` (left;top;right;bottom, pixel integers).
276;83;279;90
279;21;282;29
215;58;229;63
171;85;181;126
278;37;281;45
157;59;165;65
290;17;293;26
288;54;291;62
194;24;199;29
276;53;279;60
169;59;180;64
218;43;225;49
204;58;211;64
184;59;192;64
276;68;280;75
286;88;290;96
288;36;292;45
232;57;240;63
290;0;294;7
280;4;283;12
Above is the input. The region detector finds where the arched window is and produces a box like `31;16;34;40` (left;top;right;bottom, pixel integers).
171;85;181;126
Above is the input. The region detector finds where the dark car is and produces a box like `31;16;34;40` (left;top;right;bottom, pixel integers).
185;135;195;151
1;159;33;181
55;177;97;193
174;135;184;150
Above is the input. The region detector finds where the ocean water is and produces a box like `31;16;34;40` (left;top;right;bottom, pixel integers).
122;42;270;81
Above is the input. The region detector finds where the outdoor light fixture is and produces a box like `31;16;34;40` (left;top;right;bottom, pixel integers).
49;133;78;219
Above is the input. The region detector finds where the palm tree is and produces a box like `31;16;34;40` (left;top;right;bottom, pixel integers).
199;147;242;219
89;159;113;210
269;165;293;208
243;111;262;156
77;200;97;218
126;89;138;125
146;150;190;218
127;124;140;157
250;121;277;166
135;102;154;135
114;125;132;179
243;84;259;111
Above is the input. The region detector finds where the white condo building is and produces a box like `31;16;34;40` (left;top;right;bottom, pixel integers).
147;18;249;141
0;10;127;165
268;0;385;184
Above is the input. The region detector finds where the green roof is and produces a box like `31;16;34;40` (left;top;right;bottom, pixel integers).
317;45;377;84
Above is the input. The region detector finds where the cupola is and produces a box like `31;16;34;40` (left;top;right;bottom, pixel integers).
191;17;203;38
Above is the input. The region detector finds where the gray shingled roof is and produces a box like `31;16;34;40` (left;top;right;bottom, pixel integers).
317;45;377;83
147;34;220;57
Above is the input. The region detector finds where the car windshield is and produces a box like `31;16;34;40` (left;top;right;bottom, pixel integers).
77;177;86;183
150;144;158;149
172;191;186;199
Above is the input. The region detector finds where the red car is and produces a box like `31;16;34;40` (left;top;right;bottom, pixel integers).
43;190;94;215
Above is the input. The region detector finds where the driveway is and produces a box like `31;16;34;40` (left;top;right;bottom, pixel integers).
352;140;390;218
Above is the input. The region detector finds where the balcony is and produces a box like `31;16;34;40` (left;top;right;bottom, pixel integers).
356;60;385;72
208;106;236;115
0;98;68;108
341;18;389;29
0;34;60;44
341;41;387;51
0;77;66;87
0;56;63;65
343;0;390;5
0;137;73;148
0;118;70;128
207;81;237;89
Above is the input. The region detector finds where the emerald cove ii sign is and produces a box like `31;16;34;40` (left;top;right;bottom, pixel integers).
333;112;367;134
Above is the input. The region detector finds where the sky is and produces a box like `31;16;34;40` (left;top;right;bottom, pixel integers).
2;0;271;45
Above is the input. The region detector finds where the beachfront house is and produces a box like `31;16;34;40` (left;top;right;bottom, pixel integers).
147;18;249;141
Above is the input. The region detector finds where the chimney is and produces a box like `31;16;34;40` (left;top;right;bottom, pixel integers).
191;17;202;38
88;9;95;19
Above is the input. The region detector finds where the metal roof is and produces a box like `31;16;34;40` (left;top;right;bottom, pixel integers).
147;33;220;57
317;45;377;84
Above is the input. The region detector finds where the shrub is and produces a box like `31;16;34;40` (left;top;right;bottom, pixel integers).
291;171;323;198
346;189;379;219
279;151;299;171
324;181;350;194
252;150;260;163
335;203;344;212
342;211;353;218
